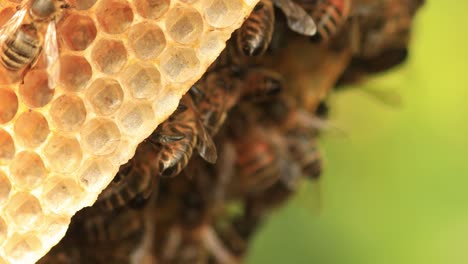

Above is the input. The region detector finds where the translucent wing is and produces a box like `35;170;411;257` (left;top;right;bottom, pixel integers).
360;87;403;108
187;86;218;163
273;0;317;36
188;95;218;163
0;9;27;44
278;157;302;190
294;110;348;138
196;119;218;163
199;70;242;135
200;90;228;135
44;21;60;88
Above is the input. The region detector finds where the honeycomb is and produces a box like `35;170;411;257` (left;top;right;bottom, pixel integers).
0;0;259;262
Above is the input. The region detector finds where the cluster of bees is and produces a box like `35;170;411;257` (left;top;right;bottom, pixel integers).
16;0;423;263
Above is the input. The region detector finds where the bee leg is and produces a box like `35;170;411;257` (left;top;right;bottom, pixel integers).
129;193;150;209
19;64;32;85
202;226;240;264
349;17;362;56
162;226;183;261
129;176;159;209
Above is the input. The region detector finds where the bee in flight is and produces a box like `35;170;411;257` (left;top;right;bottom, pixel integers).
0;0;68;87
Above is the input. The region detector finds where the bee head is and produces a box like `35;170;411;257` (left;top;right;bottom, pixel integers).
30;0;68;21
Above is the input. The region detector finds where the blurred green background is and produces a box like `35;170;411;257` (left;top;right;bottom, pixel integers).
248;1;468;264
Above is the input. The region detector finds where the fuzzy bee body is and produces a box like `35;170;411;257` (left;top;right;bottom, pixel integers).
96;92;219;211
0;0;66;85
150;93;217;178
150;99;199;178
95;154;156;211
337;0;424;84
1;24;41;70
194;68;243;136
305;0;351;42
355;0;417;58
288;135;322;179
236;0;275;56
69;208;147;263
232;129;282;195
80;210;145;243
282;107;324;180
196;87;230;137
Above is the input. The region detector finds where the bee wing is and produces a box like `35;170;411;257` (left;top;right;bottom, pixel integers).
204;92;229;134
294;110;348;138
0;9;26;44
196;120;218;163
273;0;317;36
187;88;218;163
44;21;60;88
278;157;302;190
360;87;403;108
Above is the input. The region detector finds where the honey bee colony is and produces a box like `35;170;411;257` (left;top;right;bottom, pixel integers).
0;0;424;263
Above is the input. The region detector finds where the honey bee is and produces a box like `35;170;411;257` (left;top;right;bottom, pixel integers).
287;134;322;180
351;0;424;59
79;209;145;244
0;0;68;86
273;0;317;36
225;103;302;196
230;128;283;195
192;68;242;136
154;157;238;263
194;65;284;136
269;99;323;180
153;160;210;232
250;95;324;184
307;0;352;42
95;148;158;211
337;0;424;84
337;50;409;89
97;71;241;211
68;207;147;263
207;36;260;74
236;0;275;56
149;91;217;178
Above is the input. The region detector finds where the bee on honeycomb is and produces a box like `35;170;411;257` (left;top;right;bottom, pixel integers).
0;0;259;262
0;0;424;263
